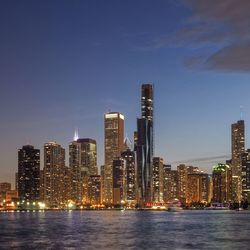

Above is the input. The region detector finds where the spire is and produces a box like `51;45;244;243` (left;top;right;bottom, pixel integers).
240;105;244;120
74;128;79;141
124;135;132;150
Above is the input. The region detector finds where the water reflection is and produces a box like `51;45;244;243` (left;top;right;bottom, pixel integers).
0;210;250;249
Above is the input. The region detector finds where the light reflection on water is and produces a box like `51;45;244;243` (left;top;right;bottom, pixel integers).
0;210;250;249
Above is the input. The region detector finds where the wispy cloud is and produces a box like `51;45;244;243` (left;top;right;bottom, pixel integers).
181;0;250;72
138;0;250;72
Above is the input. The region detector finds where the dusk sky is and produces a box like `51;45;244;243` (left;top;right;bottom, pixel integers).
1;0;250;185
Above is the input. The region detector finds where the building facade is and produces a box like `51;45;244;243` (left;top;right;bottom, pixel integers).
121;148;136;203
43;142;66;208
242;149;250;202
136;83;154;206
69;138;97;205
231;120;245;202
112;158;125;206
18;145;40;201
152;157;164;203
212;163;230;203
104;112;124;205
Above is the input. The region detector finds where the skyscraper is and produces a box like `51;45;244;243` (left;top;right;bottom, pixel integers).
104;112;124;205
163;165;178;202
231;120;245;202
177;164;187;205
152;157;164;203
18;145;40;202
136;83;154;206
241;149;250;203
44;141;65;208
112;157;125;206
212;163;230;203
121;148;136;204
186;172;209;205
69;138;97;205
87;175;101;206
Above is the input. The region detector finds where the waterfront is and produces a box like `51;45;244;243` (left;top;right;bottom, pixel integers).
1;210;250;249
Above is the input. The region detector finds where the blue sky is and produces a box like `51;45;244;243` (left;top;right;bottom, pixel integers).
1;0;250;185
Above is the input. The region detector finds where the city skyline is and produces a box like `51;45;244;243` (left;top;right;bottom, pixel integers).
2;1;250;186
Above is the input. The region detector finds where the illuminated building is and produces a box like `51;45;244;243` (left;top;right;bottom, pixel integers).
212;163;230;203
241;149;250;202
69;139;81;204
44;141;65;208
112;157;125;206
177;164;187;205
69;138;97;205
152;157;164;203
18;145;40;201
136;83;154;206
104;112;124;205
0;182;11;203
100;165;105;204
163;165;178;202
88;175;101;205
121;148;136;203
231;120;245;202
0;182;11;193
186;172;209;205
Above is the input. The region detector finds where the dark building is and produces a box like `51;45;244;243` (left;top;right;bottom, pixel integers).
152;157;164;203
121;148;136;202
18;145;40;201
88;175;101;205
136;83;154;206
231;120;245;202
112;157;125;206
242;149;250;202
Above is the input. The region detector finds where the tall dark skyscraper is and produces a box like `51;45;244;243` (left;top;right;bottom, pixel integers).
136;83;154;206
231;120;245;202
18;145;40;201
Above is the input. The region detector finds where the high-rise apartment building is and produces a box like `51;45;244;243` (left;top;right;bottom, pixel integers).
177;164;188;205
104;112;124;205
112;157;125;206
100;165;105;204
44;142;65;208
212;163;230;203
241;149;250;202
87;175;101;205
69;138;97;205
231;120;245;202
152;157;164;203
136;83;154;206
186;172;209;205
163;165;178;202
18;145;40;201
121;148;136;203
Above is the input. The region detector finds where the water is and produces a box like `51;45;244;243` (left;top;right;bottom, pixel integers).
1;210;250;249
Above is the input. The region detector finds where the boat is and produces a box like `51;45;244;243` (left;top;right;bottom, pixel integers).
167;206;183;212
205;202;230;210
166;198;183;212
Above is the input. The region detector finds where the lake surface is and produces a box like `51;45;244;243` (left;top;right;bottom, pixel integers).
0;210;250;249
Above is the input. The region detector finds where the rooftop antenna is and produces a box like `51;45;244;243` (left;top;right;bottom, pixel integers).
74;128;79;141
240;105;244;120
